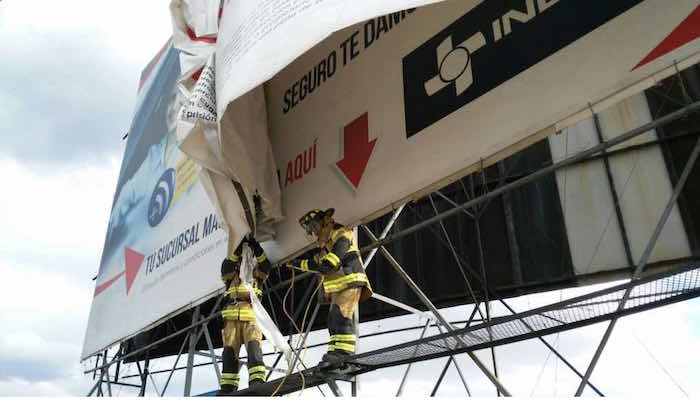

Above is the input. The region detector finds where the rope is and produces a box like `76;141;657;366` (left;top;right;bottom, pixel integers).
271;268;301;396
296;277;323;396
270;268;321;396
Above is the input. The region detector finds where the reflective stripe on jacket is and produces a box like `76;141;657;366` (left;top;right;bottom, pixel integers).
295;225;372;300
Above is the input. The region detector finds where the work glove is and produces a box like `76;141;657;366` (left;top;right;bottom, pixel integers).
248;237;265;256
286;247;321;271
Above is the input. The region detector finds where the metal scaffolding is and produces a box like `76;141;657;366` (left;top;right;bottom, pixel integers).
84;77;700;396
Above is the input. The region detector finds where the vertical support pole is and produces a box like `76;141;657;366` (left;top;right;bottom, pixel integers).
361;226;511;396
92;353;101;380
103;349;112;397
575;136;700;396
351;307;360;396
184;306;200;396
142;354;151;396
203;323;222;383
97;350;106;396
113;347;122;390
136;360;145;396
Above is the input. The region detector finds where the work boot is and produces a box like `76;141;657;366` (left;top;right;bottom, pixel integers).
319;351;346;370
216;384;236;396
321;350;341;362
248;379;265;388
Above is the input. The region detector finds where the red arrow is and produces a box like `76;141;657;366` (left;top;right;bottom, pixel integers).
94;270;125;297
93;247;145;297
632;5;700;71
336;113;377;189
124;247;145;295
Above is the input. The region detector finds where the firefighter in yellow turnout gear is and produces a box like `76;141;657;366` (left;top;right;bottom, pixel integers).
289;208;372;369
218;235;272;393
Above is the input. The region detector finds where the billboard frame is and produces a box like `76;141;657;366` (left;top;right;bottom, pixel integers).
83;74;700;395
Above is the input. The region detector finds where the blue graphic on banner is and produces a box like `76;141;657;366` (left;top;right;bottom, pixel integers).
97;45;188;276
148;168;175;227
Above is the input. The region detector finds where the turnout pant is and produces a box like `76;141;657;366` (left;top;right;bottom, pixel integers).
220;309;265;390
327;287;362;356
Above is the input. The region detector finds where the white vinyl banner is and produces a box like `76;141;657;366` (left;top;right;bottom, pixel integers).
83;0;700;360
215;0;446;117
82;46;228;360
262;0;700;262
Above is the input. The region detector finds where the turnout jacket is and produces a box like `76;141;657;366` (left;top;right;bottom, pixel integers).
295;224;373;301
220;239;272;321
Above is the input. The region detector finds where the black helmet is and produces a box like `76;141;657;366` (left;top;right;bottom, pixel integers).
299;208;334;235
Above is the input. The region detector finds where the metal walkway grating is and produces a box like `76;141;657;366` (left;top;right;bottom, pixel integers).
348;265;700;370
229;265;700;396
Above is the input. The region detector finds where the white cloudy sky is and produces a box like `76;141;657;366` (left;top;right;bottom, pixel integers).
1;0;700;397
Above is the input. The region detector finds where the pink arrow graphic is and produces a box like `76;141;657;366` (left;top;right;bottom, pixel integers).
93;247;145;297
336;113;377;189
93;270;124;297
632;4;700;71
124;247;145;295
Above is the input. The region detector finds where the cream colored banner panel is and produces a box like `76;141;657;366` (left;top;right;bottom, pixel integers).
263;0;700;262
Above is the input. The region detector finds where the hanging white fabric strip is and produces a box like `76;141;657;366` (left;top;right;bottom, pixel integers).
240;244;293;366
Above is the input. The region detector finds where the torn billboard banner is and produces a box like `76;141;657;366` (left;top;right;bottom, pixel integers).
171;0;283;251
83;0;700;359
81;44;228;360
215;0;447;117
260;0;700;261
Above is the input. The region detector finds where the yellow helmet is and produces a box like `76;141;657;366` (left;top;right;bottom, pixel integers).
299;208;334;235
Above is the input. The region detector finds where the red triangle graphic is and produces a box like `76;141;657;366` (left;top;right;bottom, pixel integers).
124;247;145;295
633;5;700;71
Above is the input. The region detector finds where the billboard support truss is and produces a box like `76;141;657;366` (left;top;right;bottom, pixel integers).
575;119;700;395
83;78;700;396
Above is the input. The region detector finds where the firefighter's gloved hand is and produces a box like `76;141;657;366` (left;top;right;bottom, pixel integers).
247;236;265;255
253;269;269;282
301;247;321;260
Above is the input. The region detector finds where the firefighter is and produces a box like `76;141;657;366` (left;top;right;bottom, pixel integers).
288;208;373;369
218;235;272;393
